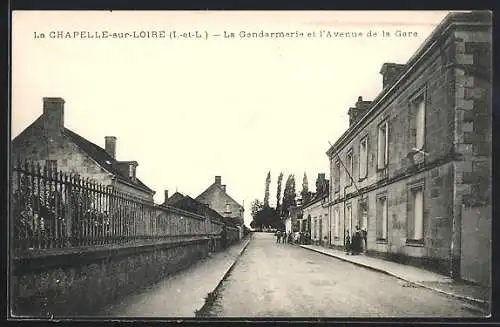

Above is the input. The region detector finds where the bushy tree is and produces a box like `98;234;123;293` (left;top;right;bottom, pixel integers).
249;198;282;229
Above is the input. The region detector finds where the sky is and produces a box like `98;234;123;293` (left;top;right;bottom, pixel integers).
12;10;452;227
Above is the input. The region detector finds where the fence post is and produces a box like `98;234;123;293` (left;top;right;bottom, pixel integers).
64;173;73;247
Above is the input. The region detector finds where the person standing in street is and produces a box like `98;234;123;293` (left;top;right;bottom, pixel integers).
352;225;362;255
362;227;368;252
276;230;281;243
345;231;351;255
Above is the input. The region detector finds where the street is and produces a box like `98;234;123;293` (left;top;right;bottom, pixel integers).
198;232;485;317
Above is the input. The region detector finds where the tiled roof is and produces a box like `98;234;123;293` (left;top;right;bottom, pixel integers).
169;194;224;221
164;192;185;205
63;128;155;194
196;183;244;210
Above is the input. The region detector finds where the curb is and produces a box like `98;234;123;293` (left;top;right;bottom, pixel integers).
300;245;490;312
194;236;252;317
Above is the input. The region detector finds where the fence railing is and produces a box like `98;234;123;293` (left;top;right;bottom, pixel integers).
11;161;225;252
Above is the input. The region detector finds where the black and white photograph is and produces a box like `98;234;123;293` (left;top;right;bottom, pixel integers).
9;10;492;320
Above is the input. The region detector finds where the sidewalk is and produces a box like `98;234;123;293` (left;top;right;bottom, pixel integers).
300;244;490;311
98;236;251;318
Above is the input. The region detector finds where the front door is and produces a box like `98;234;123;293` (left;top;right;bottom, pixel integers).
319;219;323;244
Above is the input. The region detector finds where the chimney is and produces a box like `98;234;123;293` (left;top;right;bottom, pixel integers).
380;63;405;89
348;96;372;127
43;97;65;134
105;136;117;159
164;190;169;203
215;176;221;185
221;185;226;192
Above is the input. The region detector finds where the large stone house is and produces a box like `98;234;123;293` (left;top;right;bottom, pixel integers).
11;97;155;201
196;176;245;238
325;12;491;285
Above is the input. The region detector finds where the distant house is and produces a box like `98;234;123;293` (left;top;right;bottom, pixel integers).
11;97;155;201
302;174;330;245
196;176;245;238
162;190;224;223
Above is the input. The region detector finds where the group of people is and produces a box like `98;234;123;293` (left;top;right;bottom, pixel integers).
275;230;291;244
345;225;367;255
275;230;312;245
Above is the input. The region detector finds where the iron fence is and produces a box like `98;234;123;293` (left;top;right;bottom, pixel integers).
11;160;221;252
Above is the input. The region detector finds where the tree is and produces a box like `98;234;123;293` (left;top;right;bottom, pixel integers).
281;174;296;218
249;198;283;230
263;171;271;207
250;199;263;220
276;172;283;214
301;172;311;204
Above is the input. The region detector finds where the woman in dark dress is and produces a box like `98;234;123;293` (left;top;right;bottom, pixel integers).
352;225;362;255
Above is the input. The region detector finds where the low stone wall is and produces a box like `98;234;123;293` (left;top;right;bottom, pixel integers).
11;235;222;317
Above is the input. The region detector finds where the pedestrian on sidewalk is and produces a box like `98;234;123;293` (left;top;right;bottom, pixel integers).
351;225;362;255
276;230;281;243
361;227;368;252
345;231;351;255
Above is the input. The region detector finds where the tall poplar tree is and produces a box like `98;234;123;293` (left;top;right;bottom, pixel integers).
282;174;297;218
301;172;311;204
264;171;271;207
276;172;283;214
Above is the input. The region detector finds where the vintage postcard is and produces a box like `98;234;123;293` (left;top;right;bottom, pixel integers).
9;10;492;320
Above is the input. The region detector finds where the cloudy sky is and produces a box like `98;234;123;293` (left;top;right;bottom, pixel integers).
12;10;452;226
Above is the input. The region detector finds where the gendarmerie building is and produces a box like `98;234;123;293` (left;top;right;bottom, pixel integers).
326;11;491;285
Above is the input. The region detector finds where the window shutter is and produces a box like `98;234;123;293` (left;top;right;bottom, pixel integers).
384;122;389;166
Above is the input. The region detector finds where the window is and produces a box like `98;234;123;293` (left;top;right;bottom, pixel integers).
377;121;389;169
376;195;388;241
225;203;231;214
346;149;353;185
359;137;368;179
128;164;135;179
408;186;424;241
346;204;352;236
334;207;340;238
359;200;368;231
414;96;426;150
334;160;340;193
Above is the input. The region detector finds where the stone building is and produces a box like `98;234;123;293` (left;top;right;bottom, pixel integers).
196;176;245;238
325;11;491;284
162;189;224;223
302;190;329;245
11;97;155;201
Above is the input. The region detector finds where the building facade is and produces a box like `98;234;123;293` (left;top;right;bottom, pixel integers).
11;97;155;202
196;176;245;239
302;195;329;246
326;12;491;283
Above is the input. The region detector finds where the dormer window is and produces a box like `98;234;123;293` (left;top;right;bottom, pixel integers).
129;164;136;180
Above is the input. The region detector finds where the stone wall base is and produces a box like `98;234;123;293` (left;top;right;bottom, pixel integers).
11;237;221;317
